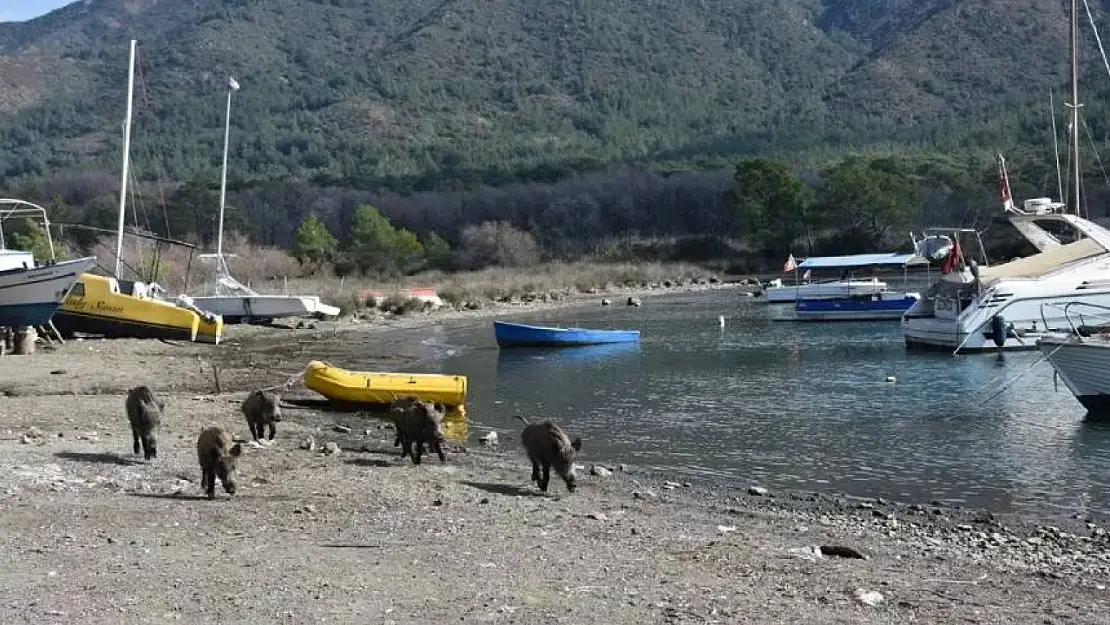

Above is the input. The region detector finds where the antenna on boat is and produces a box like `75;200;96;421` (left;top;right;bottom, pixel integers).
114;39;137;279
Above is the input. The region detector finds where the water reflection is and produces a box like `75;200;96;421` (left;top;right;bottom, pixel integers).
382;290;1110;521
495;342;642;369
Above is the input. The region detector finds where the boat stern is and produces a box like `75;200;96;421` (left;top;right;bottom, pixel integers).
195;314;224;345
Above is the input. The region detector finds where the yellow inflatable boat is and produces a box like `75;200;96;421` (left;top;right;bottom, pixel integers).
302;360;469;441
303;360;468;407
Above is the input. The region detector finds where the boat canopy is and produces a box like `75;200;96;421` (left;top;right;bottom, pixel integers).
797;252;927;270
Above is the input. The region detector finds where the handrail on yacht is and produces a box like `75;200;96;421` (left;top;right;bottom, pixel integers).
1040;301;1110;336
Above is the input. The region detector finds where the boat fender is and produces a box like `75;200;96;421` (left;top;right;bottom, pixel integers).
989;314;1007;348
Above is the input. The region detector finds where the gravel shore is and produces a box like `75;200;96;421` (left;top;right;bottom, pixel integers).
1;292;1108;624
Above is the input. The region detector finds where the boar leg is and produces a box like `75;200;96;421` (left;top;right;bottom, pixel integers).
202;468;216;500
539;462;552;492
132;428;141;455
267;422;276;440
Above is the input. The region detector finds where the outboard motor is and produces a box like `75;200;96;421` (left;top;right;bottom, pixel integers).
990;314;1007;348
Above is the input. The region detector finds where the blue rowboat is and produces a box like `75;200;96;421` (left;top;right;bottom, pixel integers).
493;320;640;348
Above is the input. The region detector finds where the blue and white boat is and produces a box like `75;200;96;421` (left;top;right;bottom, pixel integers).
0;199;98;328
493;320;640;348
790;252;926;322
0;250;97;328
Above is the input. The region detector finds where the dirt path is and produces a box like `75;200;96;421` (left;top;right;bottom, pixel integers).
0;305;1108;624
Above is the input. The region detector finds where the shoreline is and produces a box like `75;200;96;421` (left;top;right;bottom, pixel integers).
0;283;1107;622
8;279;1105;534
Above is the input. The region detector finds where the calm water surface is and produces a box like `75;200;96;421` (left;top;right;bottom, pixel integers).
355;290;1110;521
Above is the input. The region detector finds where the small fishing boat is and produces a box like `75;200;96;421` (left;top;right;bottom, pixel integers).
788;253;926;322
493;320;641;348
302;360;468;409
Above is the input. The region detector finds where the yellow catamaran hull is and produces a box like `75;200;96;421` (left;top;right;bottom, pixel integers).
52;273;223;344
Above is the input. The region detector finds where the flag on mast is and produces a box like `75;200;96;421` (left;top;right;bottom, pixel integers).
783;254;797;272
228;76;240;91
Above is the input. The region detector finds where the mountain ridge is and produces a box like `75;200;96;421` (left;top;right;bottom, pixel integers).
0;0;1098;189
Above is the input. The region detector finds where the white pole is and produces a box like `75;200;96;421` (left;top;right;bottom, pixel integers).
115;39;137;278
216;83;233;277
1069;0;1082;218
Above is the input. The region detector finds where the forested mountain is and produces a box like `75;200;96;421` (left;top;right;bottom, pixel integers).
0;0;1099;190
2;0;1108;273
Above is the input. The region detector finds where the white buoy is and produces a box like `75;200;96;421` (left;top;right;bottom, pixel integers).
885;375;897;383
718;315;726;328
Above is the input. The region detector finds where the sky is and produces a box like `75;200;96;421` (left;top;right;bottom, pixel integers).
0;0;77;23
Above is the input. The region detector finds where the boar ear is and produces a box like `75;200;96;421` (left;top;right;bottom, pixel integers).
230;443;242;457
572;437;582;452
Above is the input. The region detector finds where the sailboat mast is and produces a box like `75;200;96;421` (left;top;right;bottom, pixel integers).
114;39;137;278
1050;89;1064;202
1070;0;1082;217
216;80;234;276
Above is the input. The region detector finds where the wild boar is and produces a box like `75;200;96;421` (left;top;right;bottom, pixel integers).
389;397;448;465
125;386;165;460
515;415;583;493
389;396;421;450
241;389;282;441
196;426;242;500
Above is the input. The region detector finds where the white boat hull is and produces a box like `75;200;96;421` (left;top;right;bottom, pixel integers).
0;257;97;327
903;286;1110;352
762;279;888;303
191;294;341;323
1038;334;1110;415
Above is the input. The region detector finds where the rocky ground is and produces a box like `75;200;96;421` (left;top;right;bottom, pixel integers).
1;294;1108;624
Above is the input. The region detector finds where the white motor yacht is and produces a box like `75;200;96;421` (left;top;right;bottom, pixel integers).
902;197;1110;353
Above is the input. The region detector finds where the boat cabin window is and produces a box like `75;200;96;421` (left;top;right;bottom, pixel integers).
69;282;85;297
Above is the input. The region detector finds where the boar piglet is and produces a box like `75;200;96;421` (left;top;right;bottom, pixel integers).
126;386;165;460
389;397;448;465
242;389;282;441
196;426;242;500
515;415;583;493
